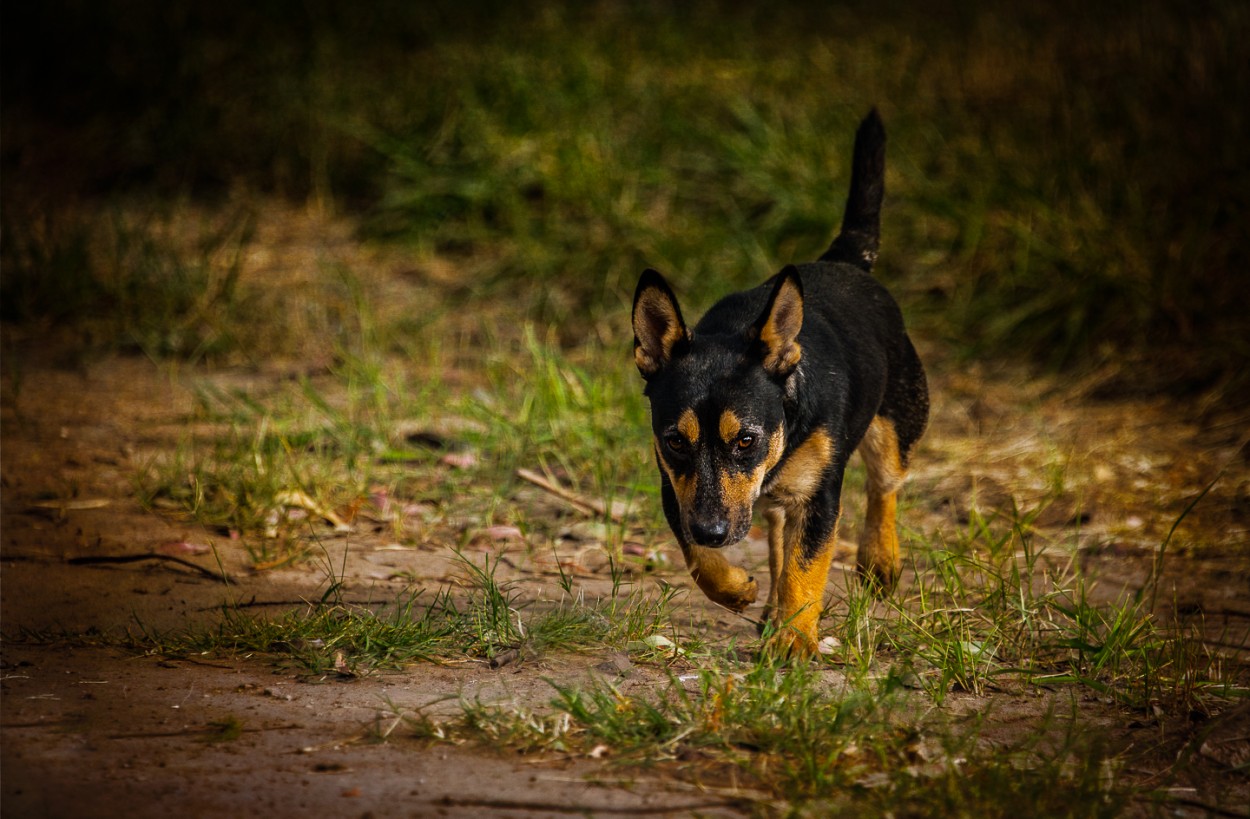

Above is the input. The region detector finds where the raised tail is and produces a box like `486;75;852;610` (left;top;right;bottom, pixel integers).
819;108;885;272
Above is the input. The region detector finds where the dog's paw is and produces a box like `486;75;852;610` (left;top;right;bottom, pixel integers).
759;607;820;661
688;550;759;612
760;627;818;662
708;576;758;613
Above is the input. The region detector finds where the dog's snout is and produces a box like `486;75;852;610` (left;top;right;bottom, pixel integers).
689;518;731;547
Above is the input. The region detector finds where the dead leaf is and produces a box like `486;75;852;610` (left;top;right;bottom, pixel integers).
30;498;112;511
817;636;842;655
483;525;524;541
155;541;211;556
273;489;351;531
440;451;479;469
369;485;394;519
490;649;520;669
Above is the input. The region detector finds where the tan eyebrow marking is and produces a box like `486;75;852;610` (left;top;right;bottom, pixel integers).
677;408;700;443
719;409;741;444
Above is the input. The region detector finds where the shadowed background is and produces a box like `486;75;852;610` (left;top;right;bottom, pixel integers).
3;0;1248;399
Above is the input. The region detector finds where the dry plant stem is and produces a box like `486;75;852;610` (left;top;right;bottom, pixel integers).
516;467;624;522
67;553;231;584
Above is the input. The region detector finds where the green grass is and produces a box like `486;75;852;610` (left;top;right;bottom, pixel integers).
6;1;1248;388
134;307;656;568
348;494;1237;814
104;517;1221;813
0;207;255;360
394;655;1128;815
135;547;684;675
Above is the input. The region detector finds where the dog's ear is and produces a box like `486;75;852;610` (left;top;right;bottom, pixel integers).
754;266;804;377
633;269;688;378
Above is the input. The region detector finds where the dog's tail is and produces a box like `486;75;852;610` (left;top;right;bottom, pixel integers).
820;108;885;272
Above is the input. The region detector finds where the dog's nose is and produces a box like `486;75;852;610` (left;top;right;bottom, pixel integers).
689;518;730;546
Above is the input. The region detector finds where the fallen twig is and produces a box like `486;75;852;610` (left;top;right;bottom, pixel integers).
108;723;303;741
515;467;624;522
433;796;752;815
67;553;230;584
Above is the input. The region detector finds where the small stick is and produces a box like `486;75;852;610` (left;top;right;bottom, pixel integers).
515;468;624;522
67;553;230;584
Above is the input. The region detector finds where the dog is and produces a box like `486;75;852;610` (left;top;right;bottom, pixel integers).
631;109;928;657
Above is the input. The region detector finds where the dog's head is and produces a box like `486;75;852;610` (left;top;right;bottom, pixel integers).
631;267;804;547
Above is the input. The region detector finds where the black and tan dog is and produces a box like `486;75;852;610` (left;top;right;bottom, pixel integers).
631;109;928;657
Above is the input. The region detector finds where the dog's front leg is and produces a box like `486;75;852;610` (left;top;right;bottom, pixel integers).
680;543;759;613
764;488;841;658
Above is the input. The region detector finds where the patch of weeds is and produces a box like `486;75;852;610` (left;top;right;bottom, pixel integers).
10;3;1248;387
134;547;685;674
452;547;689;662
147;588;464;676
1;205;255;361
413;658;1129;814
455;550;525;659
135;313;658;568
467;325;654;520
527;580;685;658
876;495;1240;716
455;699;575;755
135;364;421;566
865;723;1125;819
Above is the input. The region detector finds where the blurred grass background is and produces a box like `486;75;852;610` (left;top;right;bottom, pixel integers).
3;0;1248;399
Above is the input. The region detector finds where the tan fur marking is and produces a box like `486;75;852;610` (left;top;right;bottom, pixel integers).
764;427;785;471
766;428;833;509
633;288;685;374
654;439;697;516
856;416;906;590
676;408;700;444
718;410;741;444
683;544;758;612
759;277;803;375
718;424;775;510
763;505;786;614
766;518;838;658
719;468;760;532
858;416;905;494
718;426;786;541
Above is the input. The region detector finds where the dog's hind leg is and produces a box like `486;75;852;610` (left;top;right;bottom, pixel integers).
859;330;928;592
682;544;759;613
856;416;908;591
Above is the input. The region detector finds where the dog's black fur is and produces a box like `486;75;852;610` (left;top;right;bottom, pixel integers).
631;109;928;656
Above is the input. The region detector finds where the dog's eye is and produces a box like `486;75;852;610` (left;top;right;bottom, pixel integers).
736;434;755;450
664;433;686;452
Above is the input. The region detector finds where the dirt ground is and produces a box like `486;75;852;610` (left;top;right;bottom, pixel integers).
3;211;1249;817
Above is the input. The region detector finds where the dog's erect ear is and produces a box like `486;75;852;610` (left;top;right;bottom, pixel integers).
754;266;804;377
633;269;688;378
